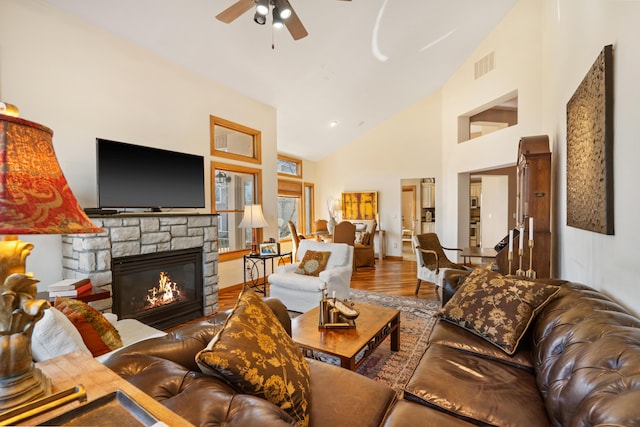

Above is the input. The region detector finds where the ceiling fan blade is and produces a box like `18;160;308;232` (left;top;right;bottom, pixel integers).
216;0;255;24
284;2;308;40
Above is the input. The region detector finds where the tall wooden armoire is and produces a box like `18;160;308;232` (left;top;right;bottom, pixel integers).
496;135;552;278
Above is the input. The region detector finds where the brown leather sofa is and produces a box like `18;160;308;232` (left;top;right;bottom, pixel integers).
105;274;640;426
391;270;640;426
104;298;397;426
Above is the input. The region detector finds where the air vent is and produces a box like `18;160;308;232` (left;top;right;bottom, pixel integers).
474;51;495;79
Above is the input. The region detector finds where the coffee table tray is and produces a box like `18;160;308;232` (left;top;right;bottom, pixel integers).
40;390;162;427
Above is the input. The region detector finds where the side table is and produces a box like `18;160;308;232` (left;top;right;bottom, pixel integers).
36;287;111;304
243;252;292;295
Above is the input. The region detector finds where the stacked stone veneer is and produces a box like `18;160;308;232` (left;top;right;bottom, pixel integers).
61;214;219;315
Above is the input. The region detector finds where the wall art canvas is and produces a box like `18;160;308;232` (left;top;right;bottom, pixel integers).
566;44;614;235
341;191;378;220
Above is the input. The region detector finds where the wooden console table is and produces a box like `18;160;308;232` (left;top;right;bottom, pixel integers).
14;351;193;426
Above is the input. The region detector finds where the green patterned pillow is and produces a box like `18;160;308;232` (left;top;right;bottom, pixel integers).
437;267;560;355
196;290;311;427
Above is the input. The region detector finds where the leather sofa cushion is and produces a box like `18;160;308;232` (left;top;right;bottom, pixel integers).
382;400;477;427
428;319;534;371
404;343;550;427
307;359;397;427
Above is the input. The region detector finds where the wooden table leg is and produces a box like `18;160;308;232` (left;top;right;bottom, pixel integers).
390;315;400;351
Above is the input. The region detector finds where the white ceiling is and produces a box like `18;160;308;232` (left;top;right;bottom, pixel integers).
42;0;517;161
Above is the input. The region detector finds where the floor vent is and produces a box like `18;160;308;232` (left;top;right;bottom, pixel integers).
474;51;495;79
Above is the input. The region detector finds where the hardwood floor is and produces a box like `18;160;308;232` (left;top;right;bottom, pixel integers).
215;258;438;313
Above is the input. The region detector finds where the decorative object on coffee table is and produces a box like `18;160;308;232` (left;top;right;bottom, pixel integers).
0;111;102;410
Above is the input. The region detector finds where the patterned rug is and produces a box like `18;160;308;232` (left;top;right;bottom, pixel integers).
301;290;440;392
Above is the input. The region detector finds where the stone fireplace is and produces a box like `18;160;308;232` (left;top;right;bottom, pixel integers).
62;214;218;326
111;247;204;329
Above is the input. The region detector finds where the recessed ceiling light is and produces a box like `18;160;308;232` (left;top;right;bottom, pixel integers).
329;120;339;128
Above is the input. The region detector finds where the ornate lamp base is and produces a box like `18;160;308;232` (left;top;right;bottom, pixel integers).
0;366;51;411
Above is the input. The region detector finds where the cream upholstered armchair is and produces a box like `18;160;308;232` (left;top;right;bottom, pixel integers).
413;233;466;299
268;239;354;313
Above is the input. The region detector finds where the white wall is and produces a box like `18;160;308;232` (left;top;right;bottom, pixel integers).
440;0;544;250
438;0;640;315
0;0;278;290
316;90;444;257
540;0;640;314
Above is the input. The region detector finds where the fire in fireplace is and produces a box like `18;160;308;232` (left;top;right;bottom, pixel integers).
112;247;204;329
144;271;185;310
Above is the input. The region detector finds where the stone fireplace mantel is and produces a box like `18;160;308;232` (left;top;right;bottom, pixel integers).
62;213;219;317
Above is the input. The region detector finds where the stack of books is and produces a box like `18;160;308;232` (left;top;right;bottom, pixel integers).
47;278;93;298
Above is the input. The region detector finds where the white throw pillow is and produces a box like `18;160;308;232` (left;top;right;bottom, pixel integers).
102;312;119;328
31;307;91;362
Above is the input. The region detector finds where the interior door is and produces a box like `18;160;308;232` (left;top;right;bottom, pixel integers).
480;176;508;248
401;186;416;235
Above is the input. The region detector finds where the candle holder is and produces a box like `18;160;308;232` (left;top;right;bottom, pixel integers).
526;240;536;279
508;250;513;276
516;248;525;277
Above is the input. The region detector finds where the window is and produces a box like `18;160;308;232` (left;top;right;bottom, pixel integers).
277;179;302;240
210;115;261;164
304;183;315;236
213;162;263;261
277;154;302;178
458;91;518;142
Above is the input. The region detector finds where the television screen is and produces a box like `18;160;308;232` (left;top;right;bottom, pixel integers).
97;138;205;209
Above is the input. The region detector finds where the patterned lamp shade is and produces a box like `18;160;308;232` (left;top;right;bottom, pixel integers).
0;114;102;234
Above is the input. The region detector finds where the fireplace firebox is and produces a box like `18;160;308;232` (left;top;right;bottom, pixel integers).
112;247;204;330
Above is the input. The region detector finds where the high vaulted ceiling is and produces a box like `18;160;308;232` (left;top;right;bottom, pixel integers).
42;0;517;161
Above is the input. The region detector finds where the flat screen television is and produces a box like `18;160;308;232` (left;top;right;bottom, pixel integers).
96;138;205;210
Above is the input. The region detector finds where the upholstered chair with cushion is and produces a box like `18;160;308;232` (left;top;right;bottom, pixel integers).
332;221;356;246
354;220;377;269
413;233;467;298
268;239;354;313
287;220;306;261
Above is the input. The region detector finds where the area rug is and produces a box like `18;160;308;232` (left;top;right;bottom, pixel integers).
303;290;440;392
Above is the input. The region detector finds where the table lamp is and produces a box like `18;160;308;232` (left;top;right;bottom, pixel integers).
0;111;102;410
238;204;268;255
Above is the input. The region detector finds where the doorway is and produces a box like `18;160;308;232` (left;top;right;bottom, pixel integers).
401;185;416;260
401;178;436;260
465;166;516;251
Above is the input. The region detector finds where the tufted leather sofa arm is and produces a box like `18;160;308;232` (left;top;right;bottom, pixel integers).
441;269;470;304
532;282;640;426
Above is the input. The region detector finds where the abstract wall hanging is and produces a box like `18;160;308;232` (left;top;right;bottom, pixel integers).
566;44;614;235
341;191;378;221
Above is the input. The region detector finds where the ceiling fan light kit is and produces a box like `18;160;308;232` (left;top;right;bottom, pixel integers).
255;0;269;16
272;8;284;29
216;0;350;41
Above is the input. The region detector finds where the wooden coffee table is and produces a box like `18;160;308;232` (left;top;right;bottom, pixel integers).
291;302;400;371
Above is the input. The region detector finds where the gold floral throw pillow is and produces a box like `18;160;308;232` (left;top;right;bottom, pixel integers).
196;290;311;427
437;267;560;355
296;250;331;276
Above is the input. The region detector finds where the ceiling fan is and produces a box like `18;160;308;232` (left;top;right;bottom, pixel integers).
216;0;351;41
